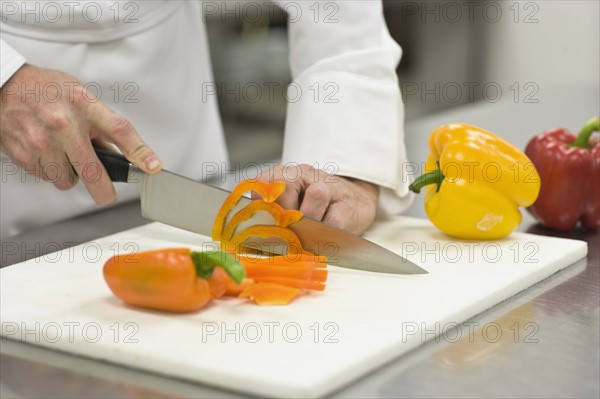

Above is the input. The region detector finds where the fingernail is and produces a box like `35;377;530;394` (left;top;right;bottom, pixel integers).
144;155;161;171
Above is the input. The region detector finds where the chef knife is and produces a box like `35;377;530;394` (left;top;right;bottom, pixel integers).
94;148;427;275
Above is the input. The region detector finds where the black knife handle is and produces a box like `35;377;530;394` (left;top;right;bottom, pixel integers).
94;146;131;183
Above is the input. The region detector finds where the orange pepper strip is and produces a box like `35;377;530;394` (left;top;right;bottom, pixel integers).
221;200;303;241
239;282;301;305
236;254;328;265
226;225;308;255
212;180;286;241
243;264;328;282
251;277;326;292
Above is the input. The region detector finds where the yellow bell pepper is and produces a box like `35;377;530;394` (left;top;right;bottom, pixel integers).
409;123;541;240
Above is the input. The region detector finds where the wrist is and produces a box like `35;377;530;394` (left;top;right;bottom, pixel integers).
343;176;380;200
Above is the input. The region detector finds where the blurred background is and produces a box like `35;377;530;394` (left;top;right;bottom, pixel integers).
204;0;599;166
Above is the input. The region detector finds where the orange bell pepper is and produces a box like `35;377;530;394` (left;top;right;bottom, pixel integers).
103;248;245;313
212;179;286;241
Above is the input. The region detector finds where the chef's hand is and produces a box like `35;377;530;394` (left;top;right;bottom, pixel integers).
253;164;379;235
0;64;162;204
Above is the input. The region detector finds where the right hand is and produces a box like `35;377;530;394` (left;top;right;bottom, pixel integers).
0;64;162;204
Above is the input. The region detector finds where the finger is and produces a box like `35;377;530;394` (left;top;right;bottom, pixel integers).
251;170;273;199
90;139;117;152
87;103;162;174
299;182;331;221
39;153;78;191
65;139;116;204
322;202;353;232
16;156;46;182
253;165;305;210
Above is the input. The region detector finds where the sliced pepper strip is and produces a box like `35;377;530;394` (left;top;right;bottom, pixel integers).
243;264;328;281
251;277;326;292
212;180;286;241
239;282;301;305
221;200;303;241
236;254;328;265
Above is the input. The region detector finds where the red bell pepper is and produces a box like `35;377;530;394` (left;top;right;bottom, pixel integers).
525;117;599;230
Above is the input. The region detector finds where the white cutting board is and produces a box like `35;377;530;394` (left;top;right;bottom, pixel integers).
0;216;587;398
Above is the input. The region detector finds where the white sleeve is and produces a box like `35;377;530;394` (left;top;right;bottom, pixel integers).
281;0;414;215
1;39;26;87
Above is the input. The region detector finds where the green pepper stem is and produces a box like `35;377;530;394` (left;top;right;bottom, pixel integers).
572;116;600;149
190;250;246;284
409;168;445;194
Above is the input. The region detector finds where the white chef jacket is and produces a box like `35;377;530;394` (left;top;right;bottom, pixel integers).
0;0;413;238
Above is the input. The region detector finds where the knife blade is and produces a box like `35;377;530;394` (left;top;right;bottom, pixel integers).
95;148;427;274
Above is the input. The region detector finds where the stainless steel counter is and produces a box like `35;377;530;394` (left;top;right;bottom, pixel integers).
1;88;599;398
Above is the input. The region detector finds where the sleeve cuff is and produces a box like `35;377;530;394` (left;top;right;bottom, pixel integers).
1;39;26;87
281;67;414;216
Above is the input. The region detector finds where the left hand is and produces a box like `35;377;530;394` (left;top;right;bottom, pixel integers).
253;164;379;235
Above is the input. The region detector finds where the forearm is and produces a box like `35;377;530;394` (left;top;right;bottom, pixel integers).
282;0;413;214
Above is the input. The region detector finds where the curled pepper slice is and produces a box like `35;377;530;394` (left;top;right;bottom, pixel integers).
213;179;328;305
221;200;303;241
212;180;286;241
103;248;245;313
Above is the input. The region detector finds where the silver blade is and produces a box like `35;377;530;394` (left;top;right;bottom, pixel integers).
127;166;427;275
288;219;427;274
